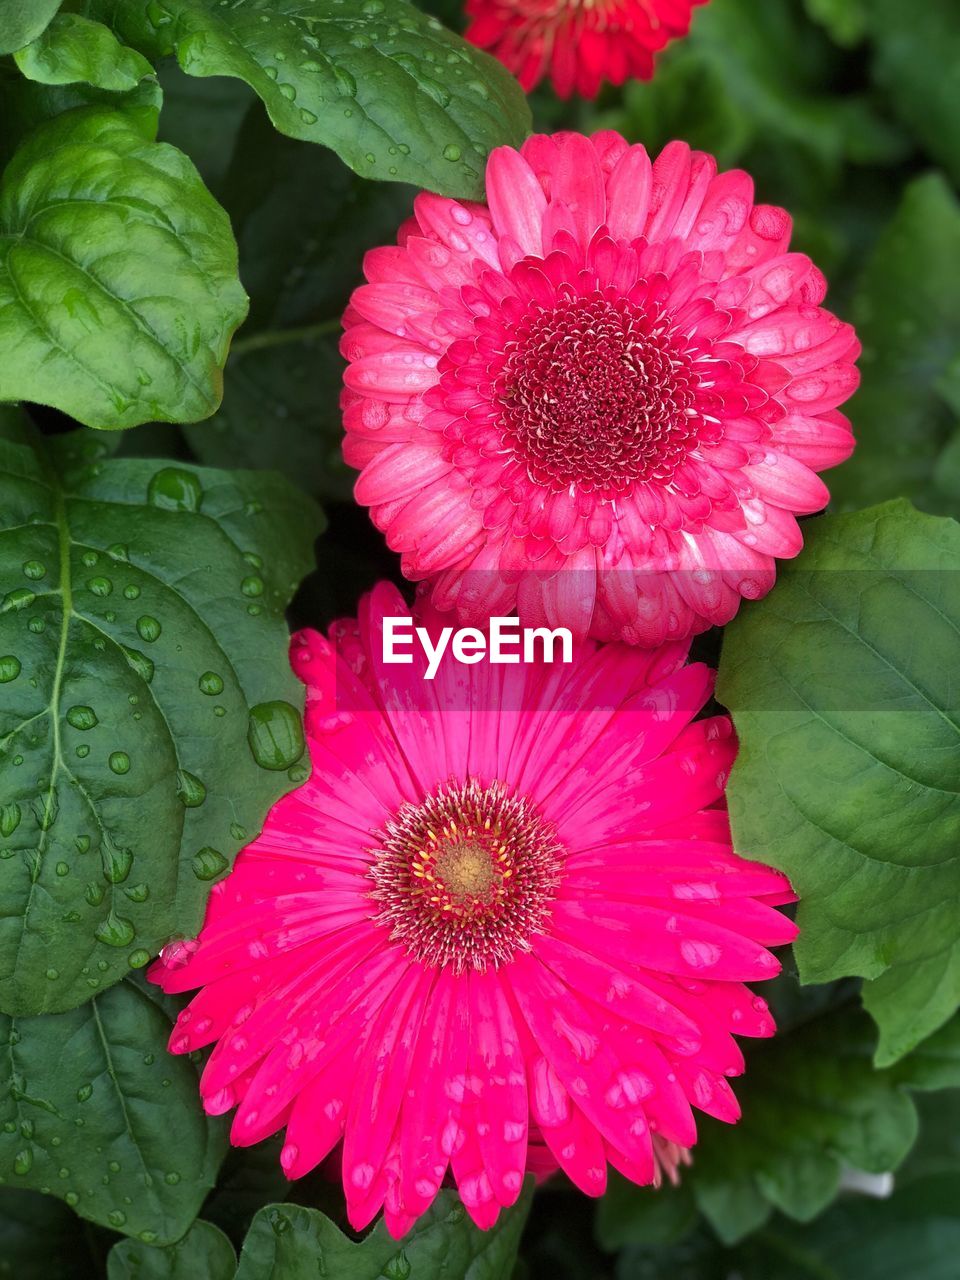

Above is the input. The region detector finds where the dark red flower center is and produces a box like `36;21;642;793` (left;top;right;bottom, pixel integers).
368;778;564;972
494;291;701;494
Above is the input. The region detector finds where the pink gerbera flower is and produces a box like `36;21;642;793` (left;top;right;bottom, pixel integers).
153;582;797;1237
341;132;860;646
465;0;710;98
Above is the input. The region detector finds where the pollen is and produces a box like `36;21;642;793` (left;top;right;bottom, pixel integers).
368;778;565;972
494;290;702;495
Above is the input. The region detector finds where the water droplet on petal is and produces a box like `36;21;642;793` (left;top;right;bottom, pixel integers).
680;939;721;970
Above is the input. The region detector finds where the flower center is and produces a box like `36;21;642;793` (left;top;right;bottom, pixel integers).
494;291;701;494
368;778;564;972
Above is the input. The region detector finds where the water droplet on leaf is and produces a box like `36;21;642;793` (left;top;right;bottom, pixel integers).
192;847;228;881
147;467;203;513
66;705;98;731
247;701;305;770
136;616;161;643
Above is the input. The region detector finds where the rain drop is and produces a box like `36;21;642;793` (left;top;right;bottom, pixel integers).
176;770;207;807
147;467;203;513
136;616;161;643
121;645;154;682
0;804;21;837
66;705;98;731
108;751;131;775
383;1252;412;1280
0;656;21;683
101;841;134;884
94;911;136;948
247;701;305;771
679;939;721;970
192;847;229;881
2;588;36;612
198;671;224;695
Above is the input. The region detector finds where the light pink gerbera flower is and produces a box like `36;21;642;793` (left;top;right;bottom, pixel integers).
153;582;797;1237
465;0;711;99
341;132;860;646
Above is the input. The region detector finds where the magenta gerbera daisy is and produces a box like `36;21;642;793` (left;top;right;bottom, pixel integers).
152;582;797;1237
341;132;860;645
465;0;711;99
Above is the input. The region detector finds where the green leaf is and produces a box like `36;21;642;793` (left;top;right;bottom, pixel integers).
235;1186;533;1280
108;1220;236;1279
685;1008;960;1242
200;1137;297;1248
617;1172;960;1280
0;0;61;56
0;978;225;1244
869;0;960;187
184;327;352;503
88;0;531;199
14;14;154;92
0;415;322;1015
154;63;254;197
183;105;413;501
596;0;903;179
717;501;960;1064
0;1188;95;1279
804;0;867;47
595;1175;697;1252
217;102;414;331
898;1089;960;1184
0;108;247;429
0;69;160;166
830;175;960;514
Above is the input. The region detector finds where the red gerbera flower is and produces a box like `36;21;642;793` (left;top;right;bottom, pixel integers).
341;132;860;646
465;0;711;98
153;583;797;1237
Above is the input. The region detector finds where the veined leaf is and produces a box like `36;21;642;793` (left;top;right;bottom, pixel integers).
86;0;531;199
0;415;322;1015
718;501;960;1064
0;978;225;1243
14;14;154;92
0;108;247;429
830;175;960;513
235;1187;533;1280
108;1220;236;1279
0;0;61;56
